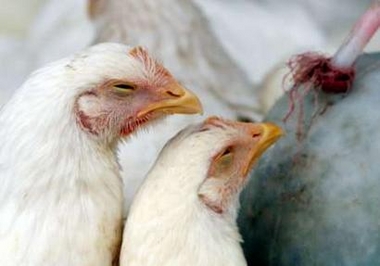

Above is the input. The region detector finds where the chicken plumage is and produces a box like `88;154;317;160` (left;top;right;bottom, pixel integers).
120;116;283;266
0;42;201;266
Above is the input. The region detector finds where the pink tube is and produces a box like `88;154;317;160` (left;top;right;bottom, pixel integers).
332;1;380;68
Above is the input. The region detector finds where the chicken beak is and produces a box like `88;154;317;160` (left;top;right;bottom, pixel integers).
137;83;203;117
243;123;284;176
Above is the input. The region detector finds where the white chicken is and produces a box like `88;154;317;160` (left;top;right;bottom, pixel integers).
0;43;202;266
120;116;283;266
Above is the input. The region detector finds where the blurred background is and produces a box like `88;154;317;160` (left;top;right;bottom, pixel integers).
0;0;379;116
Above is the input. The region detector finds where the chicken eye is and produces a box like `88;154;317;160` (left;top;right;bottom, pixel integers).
221;146;233;157
113;83;136;93
215;146;234;169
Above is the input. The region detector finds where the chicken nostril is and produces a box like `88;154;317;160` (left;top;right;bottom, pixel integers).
165;91;181;97
252;133;261;138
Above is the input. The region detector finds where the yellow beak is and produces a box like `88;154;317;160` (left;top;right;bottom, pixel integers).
137;83;203;117
243;122;284;175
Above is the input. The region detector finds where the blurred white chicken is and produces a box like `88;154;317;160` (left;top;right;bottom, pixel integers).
0;0;93;102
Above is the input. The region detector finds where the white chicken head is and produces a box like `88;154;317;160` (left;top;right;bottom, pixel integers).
70;43;202;142
152;116;283;216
